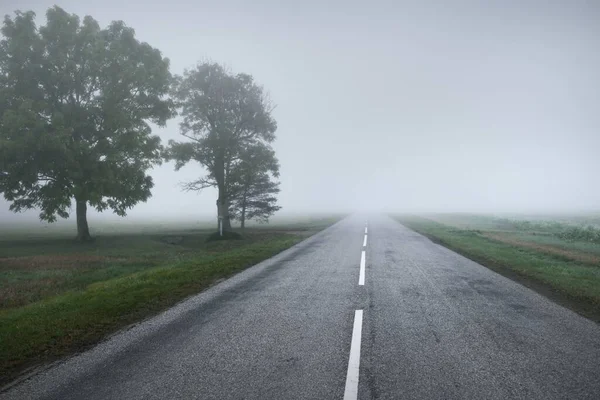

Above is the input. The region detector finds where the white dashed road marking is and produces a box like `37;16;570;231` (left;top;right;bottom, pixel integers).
343;310;364;400
359;251;365;285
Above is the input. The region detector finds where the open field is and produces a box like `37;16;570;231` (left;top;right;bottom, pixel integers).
396;214;600;323
0;215;343;385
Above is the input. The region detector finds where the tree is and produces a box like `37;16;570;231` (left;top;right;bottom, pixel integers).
0;7;174;240
229;143;281;229
166;62;276;231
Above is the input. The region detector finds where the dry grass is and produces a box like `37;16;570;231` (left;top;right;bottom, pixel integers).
1;277;67;309
483;233;600;266
0;255;124;270
0;254;145;308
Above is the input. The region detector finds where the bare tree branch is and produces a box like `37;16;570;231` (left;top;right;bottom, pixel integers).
180;178;215;192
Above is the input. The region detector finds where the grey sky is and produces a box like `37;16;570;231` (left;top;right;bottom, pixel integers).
1;0;599;223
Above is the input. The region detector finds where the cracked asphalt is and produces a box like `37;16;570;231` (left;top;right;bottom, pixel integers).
3;215;600;399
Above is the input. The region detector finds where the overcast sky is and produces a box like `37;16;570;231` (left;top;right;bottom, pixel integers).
1;0;599;223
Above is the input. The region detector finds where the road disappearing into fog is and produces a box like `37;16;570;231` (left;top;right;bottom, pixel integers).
3;215;600;400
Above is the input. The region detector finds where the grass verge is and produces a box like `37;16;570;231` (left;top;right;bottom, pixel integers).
396;215;600;323
0;217;340;386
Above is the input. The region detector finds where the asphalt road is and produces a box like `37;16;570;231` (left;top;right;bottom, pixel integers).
3;215;600;399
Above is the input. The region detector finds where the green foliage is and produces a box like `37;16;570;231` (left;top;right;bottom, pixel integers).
557;225;600;244
165;62;277;229
0;7;174;230
229;142;281;225
492;217;600;244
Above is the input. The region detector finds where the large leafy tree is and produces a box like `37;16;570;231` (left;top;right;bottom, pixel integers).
167;62;276;231
229;143;281;228
0;7;174;240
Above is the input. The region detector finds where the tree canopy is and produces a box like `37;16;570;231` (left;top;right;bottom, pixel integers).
0;7;174;240
166;62;277;231
228;142;281;228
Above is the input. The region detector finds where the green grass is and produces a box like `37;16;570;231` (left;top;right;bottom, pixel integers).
0;215;341;385
396;215;600;322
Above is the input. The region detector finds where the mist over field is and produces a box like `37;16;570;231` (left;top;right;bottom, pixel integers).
1;0;599;226
3;2;600;394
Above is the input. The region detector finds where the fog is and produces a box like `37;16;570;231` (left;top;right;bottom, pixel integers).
1;0;599;224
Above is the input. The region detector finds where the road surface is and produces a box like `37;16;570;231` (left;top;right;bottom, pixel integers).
3;215;600;399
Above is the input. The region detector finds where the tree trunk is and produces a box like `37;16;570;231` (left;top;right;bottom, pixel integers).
76;199;92;241
241;205;246;230
215;150;232;232
221;203;232;231
217;192;232;232
240;190;247;230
